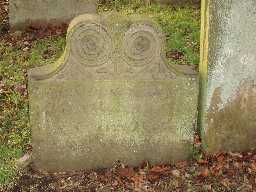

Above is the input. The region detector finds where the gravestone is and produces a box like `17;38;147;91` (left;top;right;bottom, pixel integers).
9;0;97;30
200;0;256;153
28;13;198;171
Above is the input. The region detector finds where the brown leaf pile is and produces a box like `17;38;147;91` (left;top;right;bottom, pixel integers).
3;149;255;192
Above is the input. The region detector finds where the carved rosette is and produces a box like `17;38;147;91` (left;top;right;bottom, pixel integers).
69;22;112;67
122;23;162;67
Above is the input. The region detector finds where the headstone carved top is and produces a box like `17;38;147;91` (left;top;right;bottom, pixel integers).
30;14;177;81
28;13;198;171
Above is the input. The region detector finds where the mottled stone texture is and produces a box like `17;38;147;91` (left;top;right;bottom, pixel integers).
200;0;256;153
9;0;97;30
28;13;198;171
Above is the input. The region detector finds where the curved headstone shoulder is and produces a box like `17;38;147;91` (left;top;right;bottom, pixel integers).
29;13;192;81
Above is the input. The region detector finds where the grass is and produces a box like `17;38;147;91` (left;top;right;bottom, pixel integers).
99;2;200;65
0;2;200;188
0;36;65;187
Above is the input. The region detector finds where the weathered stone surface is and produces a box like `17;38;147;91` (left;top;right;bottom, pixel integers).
28;13;198;171
9;0;97;30
200;0;256;153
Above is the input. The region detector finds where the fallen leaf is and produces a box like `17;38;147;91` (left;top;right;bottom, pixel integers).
251;161;256;171
203;184;212;191
221;178;231;189
229;152;243;158
147;174;160;182
197;159;208;165
149;165;170;174
131;174;146;191
176;161;188;168
217;154;225;162
112;180;119;187
211;164;223;176
199;168;209;177
171;169;180;177
118;167;135;178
